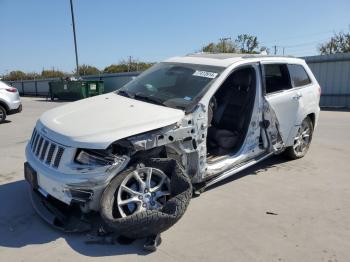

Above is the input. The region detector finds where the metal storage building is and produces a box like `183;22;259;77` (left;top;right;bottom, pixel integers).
304;53;350;108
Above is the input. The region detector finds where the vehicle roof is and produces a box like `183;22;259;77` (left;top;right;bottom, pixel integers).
165;53;305;67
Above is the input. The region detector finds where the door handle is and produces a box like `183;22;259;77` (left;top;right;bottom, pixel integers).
292;93;302;100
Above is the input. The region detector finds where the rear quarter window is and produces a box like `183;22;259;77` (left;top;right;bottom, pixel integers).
288;64;312;87
263;64;292;94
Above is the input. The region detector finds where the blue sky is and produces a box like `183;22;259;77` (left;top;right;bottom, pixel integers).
0;0;349;74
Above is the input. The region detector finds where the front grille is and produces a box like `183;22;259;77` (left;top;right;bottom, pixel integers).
53;147;64;168
46;144;56;165
29;128;65;169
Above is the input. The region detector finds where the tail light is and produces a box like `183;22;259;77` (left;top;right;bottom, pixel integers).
5;87;17;93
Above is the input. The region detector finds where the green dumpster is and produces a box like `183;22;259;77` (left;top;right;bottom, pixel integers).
49;80;104;101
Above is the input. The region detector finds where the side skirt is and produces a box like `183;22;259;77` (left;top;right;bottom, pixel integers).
204;152;274;188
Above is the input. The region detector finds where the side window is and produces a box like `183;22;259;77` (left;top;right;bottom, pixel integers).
263;64;292;94
288;64;312;87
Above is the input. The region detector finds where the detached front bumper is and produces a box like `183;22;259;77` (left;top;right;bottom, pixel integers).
24;138;128;231
25;144;111;210
28;186;92;232
24;161;93;232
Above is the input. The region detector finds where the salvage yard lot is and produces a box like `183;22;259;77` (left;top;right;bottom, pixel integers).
0;97;350;262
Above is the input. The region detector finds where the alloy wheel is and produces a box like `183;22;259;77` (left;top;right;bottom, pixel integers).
117;167;170;217
293;119;312;156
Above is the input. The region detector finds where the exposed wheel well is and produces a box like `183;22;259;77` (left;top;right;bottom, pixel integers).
307;113;316;129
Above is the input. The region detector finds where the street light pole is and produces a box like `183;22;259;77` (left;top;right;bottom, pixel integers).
70;0;79;76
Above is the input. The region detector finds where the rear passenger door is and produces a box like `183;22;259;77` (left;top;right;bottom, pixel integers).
262;63;301;145
287;63;314;123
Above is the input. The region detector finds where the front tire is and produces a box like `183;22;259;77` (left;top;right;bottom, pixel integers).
0;105;7;123
100;158;192;239
284;117;313;159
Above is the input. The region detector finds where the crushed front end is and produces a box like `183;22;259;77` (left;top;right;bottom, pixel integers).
24;126;130;232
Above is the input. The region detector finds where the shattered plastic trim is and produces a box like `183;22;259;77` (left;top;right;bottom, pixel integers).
127;103;208;183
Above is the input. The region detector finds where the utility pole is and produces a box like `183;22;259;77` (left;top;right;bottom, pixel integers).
70;0;79;76
219;37;231;53
282;47;285;56
128;56;132;72
273;45;277;55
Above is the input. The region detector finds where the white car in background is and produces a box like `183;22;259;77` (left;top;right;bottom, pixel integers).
24;53;320;245
0;80;22;123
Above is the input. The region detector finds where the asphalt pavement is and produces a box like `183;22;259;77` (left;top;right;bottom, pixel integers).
0;97;349;262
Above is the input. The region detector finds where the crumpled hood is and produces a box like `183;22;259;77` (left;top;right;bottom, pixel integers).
38;93;185;149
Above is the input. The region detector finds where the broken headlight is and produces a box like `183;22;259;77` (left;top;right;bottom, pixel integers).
75;149;126;167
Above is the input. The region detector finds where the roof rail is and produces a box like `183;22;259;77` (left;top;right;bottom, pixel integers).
187;52;296;58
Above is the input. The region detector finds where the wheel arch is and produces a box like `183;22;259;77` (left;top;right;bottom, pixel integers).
285;112;316;147
307;112;316;130
0;100;9;113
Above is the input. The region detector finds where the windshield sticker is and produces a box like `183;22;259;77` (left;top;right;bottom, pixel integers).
193;70;218;79
184;96;192;101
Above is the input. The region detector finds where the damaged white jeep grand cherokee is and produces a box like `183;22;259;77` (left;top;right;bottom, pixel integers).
25;53;320;239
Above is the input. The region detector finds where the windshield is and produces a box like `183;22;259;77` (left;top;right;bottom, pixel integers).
116;62;224;111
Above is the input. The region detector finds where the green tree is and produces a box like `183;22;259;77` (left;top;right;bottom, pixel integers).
103;60;154;73
76;64;100;76
103;63;129;73
202;42;217;52
4;70;27;81
235;34;260;54
2;60;154;81
319;30;350;54
202;40;237;53
201;34;262;54
136;62;155;71
41;69;66;78
25;72;41;80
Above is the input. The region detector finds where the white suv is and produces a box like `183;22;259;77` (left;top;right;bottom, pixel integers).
0;80;22;123
25;54;320;240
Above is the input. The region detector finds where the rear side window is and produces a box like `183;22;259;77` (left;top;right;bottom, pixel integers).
263;64;292;94
288;64;311;87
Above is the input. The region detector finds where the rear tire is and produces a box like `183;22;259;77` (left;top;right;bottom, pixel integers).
284;117;313;159
0;105;7;123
